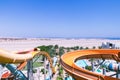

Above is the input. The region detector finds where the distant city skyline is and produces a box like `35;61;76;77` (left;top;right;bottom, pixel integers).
0;0;120;38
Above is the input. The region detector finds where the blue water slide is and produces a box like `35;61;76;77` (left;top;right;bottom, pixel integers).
3;64;27;80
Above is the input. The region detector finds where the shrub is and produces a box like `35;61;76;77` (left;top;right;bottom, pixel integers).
57;76;63;80
85;66;92;71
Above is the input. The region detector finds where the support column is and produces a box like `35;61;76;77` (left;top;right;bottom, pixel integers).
91;59;94;72
116;63;120;79
103;68;106;75
48;63;51;80
44;57;46;80
0;64;4;79
27;60;34;80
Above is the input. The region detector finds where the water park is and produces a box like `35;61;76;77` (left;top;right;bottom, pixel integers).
0;42;120;80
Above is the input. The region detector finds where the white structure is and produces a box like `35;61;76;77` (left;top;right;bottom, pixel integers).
101;42;115;49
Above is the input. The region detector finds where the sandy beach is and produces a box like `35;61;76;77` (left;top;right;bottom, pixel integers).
0;38;120;51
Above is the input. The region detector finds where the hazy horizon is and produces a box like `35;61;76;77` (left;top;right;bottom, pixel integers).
0;36;120;40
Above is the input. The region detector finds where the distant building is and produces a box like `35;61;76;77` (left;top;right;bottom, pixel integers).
101;42;115;49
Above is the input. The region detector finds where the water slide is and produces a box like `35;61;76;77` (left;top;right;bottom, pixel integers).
1;49;30;80
60;49;120;80
0;48;55;79
1;62;27;80
2;63;28;80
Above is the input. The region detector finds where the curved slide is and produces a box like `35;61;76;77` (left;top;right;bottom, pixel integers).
0;48;39;63
0;48;55;79
1;62;27;80
60;49;120;80
2;63;28;80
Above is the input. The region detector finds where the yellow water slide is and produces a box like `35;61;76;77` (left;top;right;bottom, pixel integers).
60;49;120;80
0;48;55;73
0;49;38;63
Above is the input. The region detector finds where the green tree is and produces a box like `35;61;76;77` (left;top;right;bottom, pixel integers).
54;44;59;49
37;45;47;51
57;76;63;80
59;47;65;56
37;45;56;57
92;46;96;49
85;47;89;49
70;47;74;50
66;47;70;52
41;68;47;74
85;66;92;70
98;46;102;49
80;46;83;50
49;49;56;57
74;46;79;50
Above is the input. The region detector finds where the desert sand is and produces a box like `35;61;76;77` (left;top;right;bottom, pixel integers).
0;38;119;51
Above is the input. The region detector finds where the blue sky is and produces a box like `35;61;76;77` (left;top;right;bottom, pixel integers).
0;0;120;38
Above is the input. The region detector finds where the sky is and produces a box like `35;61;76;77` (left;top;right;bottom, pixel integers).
0;0;120;38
